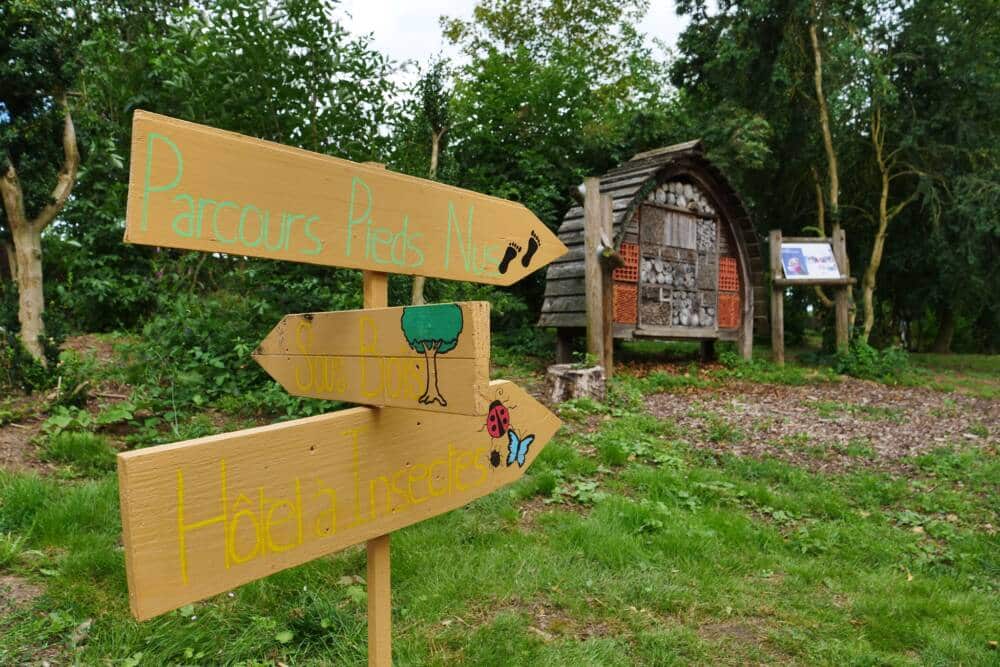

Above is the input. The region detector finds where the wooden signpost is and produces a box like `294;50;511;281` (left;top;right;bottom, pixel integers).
123;111;566;285
253;302;491;415
118;112;567;665
769;229;855;364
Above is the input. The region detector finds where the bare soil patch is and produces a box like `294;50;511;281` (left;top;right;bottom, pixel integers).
0;394;52;474
0;574;44;616
60;334;117;366
647;379;998;473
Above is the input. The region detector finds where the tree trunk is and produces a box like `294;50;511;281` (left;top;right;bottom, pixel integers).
810;22;839;233
860;168;890;343
861;108;917;344
11;224;46;361
410;278;426;306
932;306;955;353
0;239;15;284
411;129;445;306
0;96;78;365
810;19;856;335
810;166;834;309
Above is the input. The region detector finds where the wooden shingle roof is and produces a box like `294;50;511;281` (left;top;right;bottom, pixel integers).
538;141;766;330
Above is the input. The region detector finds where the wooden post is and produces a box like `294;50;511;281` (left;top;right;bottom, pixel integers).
832;228;849;352
361;162;392;667
769;230;784;366
555;329;574;364
364;271;392;667
583;177;603;367
600;194;614;378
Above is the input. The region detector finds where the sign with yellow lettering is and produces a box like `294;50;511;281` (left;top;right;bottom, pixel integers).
124;111;568;285
253;302;490;415
117;380;560;620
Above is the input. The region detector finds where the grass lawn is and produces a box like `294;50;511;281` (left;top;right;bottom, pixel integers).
0;341;997;665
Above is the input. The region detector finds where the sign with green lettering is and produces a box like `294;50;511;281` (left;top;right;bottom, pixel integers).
124;111;567;285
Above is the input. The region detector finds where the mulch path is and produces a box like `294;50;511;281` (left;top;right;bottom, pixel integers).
646;378;998;474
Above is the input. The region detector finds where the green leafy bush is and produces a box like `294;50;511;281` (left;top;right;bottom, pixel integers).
0;328;62;392
0;296;65;392
118;291;339;419
717;351;835;385
0;330;49;391
833;340;911;381
42;406;95;436
120;292;283;409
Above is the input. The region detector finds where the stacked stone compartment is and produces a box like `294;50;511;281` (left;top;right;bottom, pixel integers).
639;179;718;329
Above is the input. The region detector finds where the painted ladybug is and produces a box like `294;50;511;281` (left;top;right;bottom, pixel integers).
485;400;510;438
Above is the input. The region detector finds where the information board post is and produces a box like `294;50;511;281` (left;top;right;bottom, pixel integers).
769;230;856;365
832;229;850;352
769;230;785;365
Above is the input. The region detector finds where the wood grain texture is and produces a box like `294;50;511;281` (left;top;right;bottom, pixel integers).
833;229;850;352
769;230;785;366
361;258;392;667
117;380;561;621
253;302;491;415
600;194;614;377
584;177;604;363
367;534;391;667
124;111;566;285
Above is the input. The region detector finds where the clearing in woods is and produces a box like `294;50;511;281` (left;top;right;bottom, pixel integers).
0;337;997;664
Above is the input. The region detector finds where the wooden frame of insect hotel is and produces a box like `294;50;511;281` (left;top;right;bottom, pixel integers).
538;141;766;362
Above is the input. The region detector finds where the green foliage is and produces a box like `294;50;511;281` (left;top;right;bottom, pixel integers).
401;303;464;354
0;0;82;221
0;329;50;392
41;406;94;436
3;0;400;338
117;291;336;419
834;340;911;381
718;351;839;385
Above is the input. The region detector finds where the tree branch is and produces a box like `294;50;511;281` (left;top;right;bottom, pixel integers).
887;191;919;221
810;19;839;227
31;95;80;230
0;163;28;232
810;165;834;308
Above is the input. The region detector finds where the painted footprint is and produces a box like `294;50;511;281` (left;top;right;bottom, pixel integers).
521;230;540;267
498;241;522;274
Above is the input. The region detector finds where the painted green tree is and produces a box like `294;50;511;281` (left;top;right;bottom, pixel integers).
401;303;464;407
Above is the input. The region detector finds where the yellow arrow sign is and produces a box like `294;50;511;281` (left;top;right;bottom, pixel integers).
117;380;560;621
253;302;491;416
124;111;567;285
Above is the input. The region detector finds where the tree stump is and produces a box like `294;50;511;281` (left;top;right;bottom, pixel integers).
545;364;606;404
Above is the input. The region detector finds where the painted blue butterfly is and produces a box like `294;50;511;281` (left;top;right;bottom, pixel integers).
506;429;535;468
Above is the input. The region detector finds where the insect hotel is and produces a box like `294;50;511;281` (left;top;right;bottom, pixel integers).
538;141;765;362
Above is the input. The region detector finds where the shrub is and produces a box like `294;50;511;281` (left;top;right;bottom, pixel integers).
0;328;62;393
0;330;49;391
833;340;910;381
